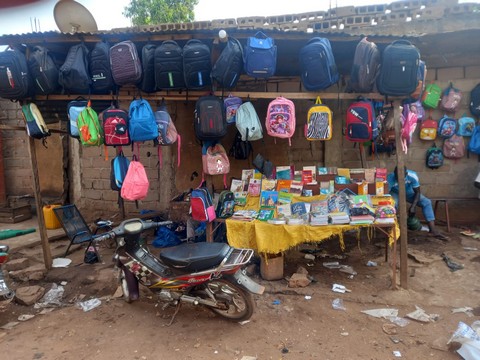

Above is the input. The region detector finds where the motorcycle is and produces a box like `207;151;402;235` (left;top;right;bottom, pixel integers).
0;244;15;301
94;218;264;323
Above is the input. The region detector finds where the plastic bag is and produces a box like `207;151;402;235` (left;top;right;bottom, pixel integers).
152;226;181;248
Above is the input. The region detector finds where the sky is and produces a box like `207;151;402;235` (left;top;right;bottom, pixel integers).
0;0;477;35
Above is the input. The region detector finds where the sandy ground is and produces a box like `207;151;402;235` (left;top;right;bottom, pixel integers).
0;219;479;360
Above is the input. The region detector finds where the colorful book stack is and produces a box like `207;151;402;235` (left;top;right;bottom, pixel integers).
329;212;350;225
310;213;329;226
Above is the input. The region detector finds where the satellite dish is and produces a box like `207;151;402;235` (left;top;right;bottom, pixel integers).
54;0;98;33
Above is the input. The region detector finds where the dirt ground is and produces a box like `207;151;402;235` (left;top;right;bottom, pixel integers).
1;219;479;360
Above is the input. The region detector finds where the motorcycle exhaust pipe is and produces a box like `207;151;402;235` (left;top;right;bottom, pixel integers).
180;294;217;307
0;269;14;300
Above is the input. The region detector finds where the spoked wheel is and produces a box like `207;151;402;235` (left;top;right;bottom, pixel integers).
118;267;138;303
196;278;255;322
0;290;15;302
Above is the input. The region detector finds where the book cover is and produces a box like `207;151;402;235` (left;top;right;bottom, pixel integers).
261;179;277;192
293;170;302;182
365;168;376;183
303;166;317;184
289;180;303;195
303;183;320;196
350;168;365;183
337;168;351;181
276;203;292;218
276;179;292;193
310;199;329;215
241;169;255;188
260;190;279;208
233;191;247;206
230;179;245;193
318;167;328;175
375;168;387;182
301;169;313;185
291;202;307;216
247;179;261;197
257;208;275;221
253;169;263;180
278;191;294;204
276;166;292;180
351;195;370;206
320;180;333;195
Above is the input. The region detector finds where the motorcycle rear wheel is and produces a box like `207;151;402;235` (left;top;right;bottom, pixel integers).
118;268;138;303
196;278;255;322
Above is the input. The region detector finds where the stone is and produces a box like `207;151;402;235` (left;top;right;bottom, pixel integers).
4;258;30;272
295;266;309;275
288;273;311;288
9;264;47;282
15;285;45;306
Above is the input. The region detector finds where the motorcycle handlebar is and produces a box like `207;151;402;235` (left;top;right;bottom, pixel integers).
93;219;173;242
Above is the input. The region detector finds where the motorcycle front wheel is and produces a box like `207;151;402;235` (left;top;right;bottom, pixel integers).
195;278;255;322
118;267;139;303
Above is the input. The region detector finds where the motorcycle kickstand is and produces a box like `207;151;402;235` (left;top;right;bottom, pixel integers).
167;302;182;327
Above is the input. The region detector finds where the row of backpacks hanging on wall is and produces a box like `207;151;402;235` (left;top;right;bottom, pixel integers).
1;34;428;99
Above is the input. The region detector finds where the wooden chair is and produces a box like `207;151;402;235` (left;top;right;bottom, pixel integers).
53;204;112;257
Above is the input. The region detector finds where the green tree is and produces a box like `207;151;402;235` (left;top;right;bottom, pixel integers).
123;0;198;25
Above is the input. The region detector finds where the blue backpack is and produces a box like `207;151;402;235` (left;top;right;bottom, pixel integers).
437;115;457;139
128;98;158;142
244;31;277;79
110;152;130;191
426;143;444;169
457;114;476;137
468;125;480;155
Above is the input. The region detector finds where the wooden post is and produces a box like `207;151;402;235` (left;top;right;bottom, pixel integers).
393;102;408;289
27;138;52;269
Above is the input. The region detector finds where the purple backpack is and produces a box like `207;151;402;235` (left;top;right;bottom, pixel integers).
224;94;242;125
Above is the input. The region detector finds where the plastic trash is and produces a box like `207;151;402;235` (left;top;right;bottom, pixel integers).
76;298;102;312
339;265;357;276
323;261;341;269
332;283;351;293
304;254;315;261
366;261;377;267
34;283;64;308
452;307;474;317
441;253;464;272
406;305;439;323
52;258;72;268
448;321;480;360
332;298;346;311
393;350;402;357
362;308;399;319
387;316;410;327
272;299;281;305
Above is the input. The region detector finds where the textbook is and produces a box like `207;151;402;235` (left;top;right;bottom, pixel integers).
260;191;279;208
230;179;245;193
257;208;275;221
247;179;261;197
261;178;277;192
276;179;292;193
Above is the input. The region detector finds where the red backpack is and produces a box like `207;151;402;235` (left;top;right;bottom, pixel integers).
265;97;296;145
120;156;149;201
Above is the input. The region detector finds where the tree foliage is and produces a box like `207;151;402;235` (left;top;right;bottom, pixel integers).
123;0;198;25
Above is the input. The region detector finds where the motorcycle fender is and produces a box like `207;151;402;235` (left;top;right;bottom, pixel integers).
232;269;265;295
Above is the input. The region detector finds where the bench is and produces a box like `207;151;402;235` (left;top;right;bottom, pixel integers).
431;197;478;233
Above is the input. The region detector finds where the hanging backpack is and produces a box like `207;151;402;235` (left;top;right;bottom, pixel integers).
101;106;130;146
211;37;243;89
244;31;277;79
400;105;418;153
457;114;476;137
190;187;216;222
443;134;465;159
299;37;339;91
110;151;130;191
110;40;142;86
202;143;230;176
437;115;457;139
215;190;235;219
139;44;157;93
347;37;380;93
128;98;158;142
229;130;252;160
67;98;88;138
305;96;332;140
154;101;181;168
194;96;227;141
28;45;59;95
345;99;375;142
440;83;463;113
421;83;442;109
235;101;263;141
410;60;427;100
154;40;185;90
58;43;91;94
183;39;211;89
468;125;480;155
426;143;444;169
224;94;242;125
419;118;438;141
77;101;104;146
121;156;150;201
89;41;115;94
265;97;296;145
377;40;421;96
22;103;50;140
0;47;32;100
402;99;425;121
470;83;480;117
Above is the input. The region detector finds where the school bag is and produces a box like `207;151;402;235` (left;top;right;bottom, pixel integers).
419;118;438;140
244;31;277;79
77;101;104;146
468;125;480;154
400;104;418;153
440;83;462;113
211;37;243;89
183;39;211;89
403;98;425;122
121;156;149;201
89;41;115;94
0;47;32;100
154;102;181;168
194;96;227;141
110;40;142;86
347;37;380;93
110;151;130;191
457;114;476;137
154;40;185;90
470;83;480;117
101;106;130;146
305;96;332;140
426;143;444;169
128;98;158;142
224;94;242;124
139;44;157;93
345;99;375;142
443;134;465;159
202;143;230;176
215;190;235;219
28;45;59;95
410;60;427;100
235;101;263;141
58;43;91;94
421;83;442;109
437;115;457;139
265;97;296;145
299;37;339;91
377;40;421;96
190;187;216;222
22;103;50;140
67;98;88;138
229;130;252;160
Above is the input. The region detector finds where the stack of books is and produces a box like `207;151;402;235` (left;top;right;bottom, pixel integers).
310;213;329;226
329;212;350;224
349;214;375;225
231;210;258;221
374;217;396;224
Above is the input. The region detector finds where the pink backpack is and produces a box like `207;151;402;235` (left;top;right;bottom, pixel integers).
265;97;296;145
202;143;230;188
400;104;418;154
120;156;149;201
443;134;465;159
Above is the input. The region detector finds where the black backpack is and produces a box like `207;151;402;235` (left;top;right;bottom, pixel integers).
59;43;91;94
470;83;480;117
229;130;252;160
183;39;211;89
194;96;227;141
0;47;32;100
347;37;380;93
28;45;59;95
89;41;115;94
211;38;243;89
139;44;157;93
154;40;185;90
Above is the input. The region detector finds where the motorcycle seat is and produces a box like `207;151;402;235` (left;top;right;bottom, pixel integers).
159;242;232;272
